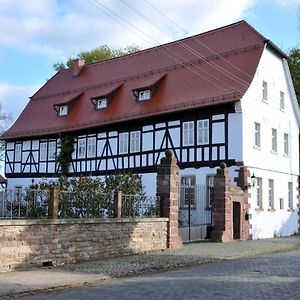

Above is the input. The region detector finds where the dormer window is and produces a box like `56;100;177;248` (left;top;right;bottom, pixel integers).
96;98;108;110
138;90;151;101
59;105;68;116
91;84;122;111
132;73;167;103
53;91;82;117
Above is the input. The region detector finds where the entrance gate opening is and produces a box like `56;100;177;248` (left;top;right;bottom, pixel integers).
179;182;213;243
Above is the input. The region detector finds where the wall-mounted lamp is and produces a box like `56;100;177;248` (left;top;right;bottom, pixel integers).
246;173;256;189
250;174;256;187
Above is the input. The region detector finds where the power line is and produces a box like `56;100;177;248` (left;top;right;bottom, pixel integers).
87;0;240;94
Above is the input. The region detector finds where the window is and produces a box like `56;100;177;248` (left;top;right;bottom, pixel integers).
130;131;140;153
183;121;194;146
180;176;196;207
197;120;209;144
256;177;263;209
40;143;47;161
58;105;68;116
288;182;293;210
206;174;214;208
48;141;56;160
78;139;86;158
271;128;277;152
262;81;268;102
138;90;151;101
87;137;96;158
284;133;289;156
96;98;107;110
268;179;274;209
254;122;261;148
280;91;285;111
119;133;129;154
15;143;22;162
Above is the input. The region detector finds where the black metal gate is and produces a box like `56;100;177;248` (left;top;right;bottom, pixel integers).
179;183;213;243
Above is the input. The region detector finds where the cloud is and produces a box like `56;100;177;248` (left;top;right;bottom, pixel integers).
0;82;42;124
0;0;259;60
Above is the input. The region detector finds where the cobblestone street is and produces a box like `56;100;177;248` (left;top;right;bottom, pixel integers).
19;249;300;300
1;236;300;299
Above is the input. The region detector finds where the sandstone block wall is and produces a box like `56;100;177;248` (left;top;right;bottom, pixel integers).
0;218;168;271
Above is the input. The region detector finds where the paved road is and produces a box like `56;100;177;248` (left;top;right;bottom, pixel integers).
19;249;300;300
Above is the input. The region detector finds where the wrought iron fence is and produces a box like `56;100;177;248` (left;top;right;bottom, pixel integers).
121;194;160;217
0;188;160;219
0;188;49;219
58;190;114;218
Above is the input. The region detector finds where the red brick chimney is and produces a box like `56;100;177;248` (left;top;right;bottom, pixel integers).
72;59;85;77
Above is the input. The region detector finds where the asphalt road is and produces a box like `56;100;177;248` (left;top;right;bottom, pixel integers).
19;249;300;300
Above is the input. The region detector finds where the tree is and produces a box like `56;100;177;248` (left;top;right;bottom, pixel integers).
288;48;300;104
53;45;140;72
0;104;12;162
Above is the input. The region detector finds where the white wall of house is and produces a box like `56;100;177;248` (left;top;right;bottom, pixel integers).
241;46;300;239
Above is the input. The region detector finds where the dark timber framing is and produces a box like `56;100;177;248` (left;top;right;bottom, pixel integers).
5;104;236;178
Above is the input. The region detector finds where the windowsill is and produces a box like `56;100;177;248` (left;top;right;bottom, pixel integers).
283;154;289;158
268;208;276;212
262;99;268;104
253;145;261;151
271;150;278;155
255;208;264;212
287;208;294;212
280;108;285;112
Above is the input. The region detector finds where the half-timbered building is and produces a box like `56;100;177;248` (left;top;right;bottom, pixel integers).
3;20;300;239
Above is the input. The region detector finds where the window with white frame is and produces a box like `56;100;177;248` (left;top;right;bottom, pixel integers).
40;143;47;161
119;132;129;154
58;105;68;116
288;182;293;210
180;175;196;207
197;119;209;144
138;90;151;101
262;81;268;102
254;122;261;148
78;139;86;159
87;137;96;158
15;143;22;162
271;128;277;152
96;98;107;110
256;177;263;208
183;121;194;146
48;141;56;160
280;91;285;111
130;131;140;153
268;179;274;209
284;133;289;156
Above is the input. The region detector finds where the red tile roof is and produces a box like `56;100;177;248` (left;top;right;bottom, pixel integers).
3;20;282;140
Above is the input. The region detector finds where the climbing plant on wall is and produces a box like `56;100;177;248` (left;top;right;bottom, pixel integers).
56;134;75;177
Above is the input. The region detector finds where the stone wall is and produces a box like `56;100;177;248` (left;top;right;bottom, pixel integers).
0;218;168;271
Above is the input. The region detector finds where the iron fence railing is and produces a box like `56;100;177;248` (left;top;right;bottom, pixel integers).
0;188;161;220
0;188;49;219
58;190;114;218
121;195;160;217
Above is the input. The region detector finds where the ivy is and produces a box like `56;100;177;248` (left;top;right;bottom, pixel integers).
56;134;75;176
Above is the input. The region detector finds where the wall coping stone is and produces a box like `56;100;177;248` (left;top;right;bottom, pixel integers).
0;218;169;226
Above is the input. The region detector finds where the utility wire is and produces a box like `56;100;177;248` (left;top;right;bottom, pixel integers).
87;0;240;95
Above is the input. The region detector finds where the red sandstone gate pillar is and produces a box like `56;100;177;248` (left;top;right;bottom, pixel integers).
156;149;182;249
210;162;233;242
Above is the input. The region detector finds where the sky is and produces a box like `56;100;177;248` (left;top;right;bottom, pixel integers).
0;0;299;127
